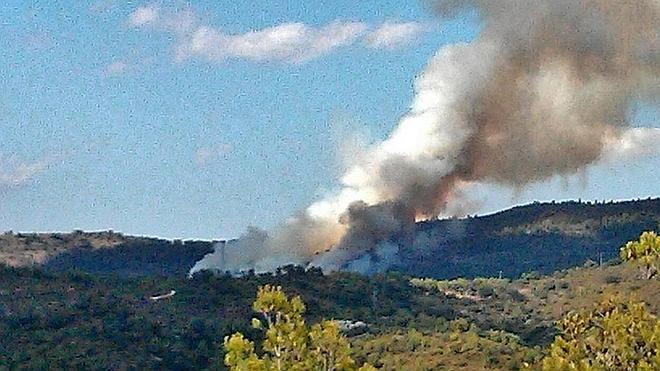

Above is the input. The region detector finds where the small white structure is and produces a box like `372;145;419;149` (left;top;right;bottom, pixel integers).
150;290;176;301
336;320;368;335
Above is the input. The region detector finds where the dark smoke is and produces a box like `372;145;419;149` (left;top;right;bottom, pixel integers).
192;0;659;275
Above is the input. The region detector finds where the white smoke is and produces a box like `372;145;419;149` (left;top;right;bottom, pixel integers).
191;0;659;276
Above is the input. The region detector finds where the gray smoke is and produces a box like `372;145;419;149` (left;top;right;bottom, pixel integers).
191;0;660;275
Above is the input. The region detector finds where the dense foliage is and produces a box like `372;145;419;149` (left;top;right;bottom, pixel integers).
538;297;659;370
405;198;659;279
352;324;541;370
0;230;658;370
620;231;660;279
0;266;458;369
44;238;214;277
2;199;658;281
224;285;374;371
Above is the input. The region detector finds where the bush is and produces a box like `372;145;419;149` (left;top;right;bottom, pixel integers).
535;296;660;370
604;275;621;284
619;231;660;279
521;271;541;280
223;285;375;371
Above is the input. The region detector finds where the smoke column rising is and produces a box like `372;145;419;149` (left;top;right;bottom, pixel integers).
191;0;659;275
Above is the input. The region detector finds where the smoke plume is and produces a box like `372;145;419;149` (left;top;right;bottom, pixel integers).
191;0;659;275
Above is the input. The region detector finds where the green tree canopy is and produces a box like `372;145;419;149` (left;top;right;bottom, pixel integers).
620;231;660;279
224;285;375;371
538;296;659;370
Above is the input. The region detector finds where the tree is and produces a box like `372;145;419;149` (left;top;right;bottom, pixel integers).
224;285;375;371
536;296;660;370
619;231;660;279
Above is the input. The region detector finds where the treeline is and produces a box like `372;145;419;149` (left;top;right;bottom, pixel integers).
1;199;657;280
43;239;214;277
401;198;659;279
0;265;461;369
1;238;658;370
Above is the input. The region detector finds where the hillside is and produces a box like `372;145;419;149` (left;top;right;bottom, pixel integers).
0;230;131;267
0;199;658;279
399;198;659;279
1;257;658;370
0;231;214;277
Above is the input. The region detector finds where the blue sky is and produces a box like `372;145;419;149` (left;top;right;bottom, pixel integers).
0;1;657;239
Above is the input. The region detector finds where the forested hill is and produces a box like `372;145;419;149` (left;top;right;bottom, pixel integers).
1;255;658;369
0;231;214;277
401;198;659;279
0;198;657;278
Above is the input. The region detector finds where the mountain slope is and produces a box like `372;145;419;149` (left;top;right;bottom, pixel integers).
0;198;657;278
0;231;214;277
398;198;659;279
1;258;658;370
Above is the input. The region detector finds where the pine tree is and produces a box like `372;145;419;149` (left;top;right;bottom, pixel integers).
537;296;660;370
620;231;660;279
224;285;375;371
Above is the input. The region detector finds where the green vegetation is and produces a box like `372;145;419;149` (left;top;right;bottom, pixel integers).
620;231;660;279
537;297;659;370
0;230;658;370
404;198;660;279
0;230;214;277
352;324;541;370
1;199;658;281
224;285;374;371
0;265;471;369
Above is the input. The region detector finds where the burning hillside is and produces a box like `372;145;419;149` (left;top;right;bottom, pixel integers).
192;0;660;275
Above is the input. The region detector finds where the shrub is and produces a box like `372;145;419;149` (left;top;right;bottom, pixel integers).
604;275;621;284
223;285;375;371
535;296;660;370
619;231;660;279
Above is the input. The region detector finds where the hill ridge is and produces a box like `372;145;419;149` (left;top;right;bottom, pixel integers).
1;198;658;278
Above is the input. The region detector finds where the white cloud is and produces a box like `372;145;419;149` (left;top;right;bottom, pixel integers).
182;21;368;63
128;5;420;64
194;144;233;166
128;5;160;27
0;155;52;189
364;21;425;49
